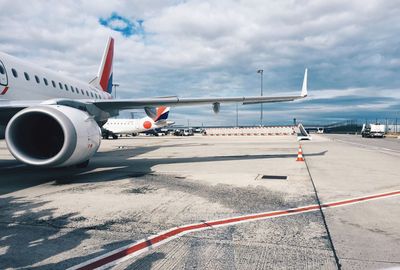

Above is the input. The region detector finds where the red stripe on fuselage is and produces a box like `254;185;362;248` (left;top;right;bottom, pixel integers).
0;86;9;95
99;39;114;91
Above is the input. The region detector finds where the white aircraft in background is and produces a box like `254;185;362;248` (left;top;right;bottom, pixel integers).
0;37;308;168
102;106;174;139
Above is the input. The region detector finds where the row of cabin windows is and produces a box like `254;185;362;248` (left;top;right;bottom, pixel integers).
10;67;106;99
113;122;135;125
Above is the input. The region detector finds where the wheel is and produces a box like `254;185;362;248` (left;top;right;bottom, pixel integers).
76;160;89;168
112;134;118;139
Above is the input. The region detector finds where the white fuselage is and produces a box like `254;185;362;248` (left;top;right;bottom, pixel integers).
0;52;112;102
0;39;115;167
103;117;170;134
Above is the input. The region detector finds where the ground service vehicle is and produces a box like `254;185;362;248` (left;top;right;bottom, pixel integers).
361;123;386;138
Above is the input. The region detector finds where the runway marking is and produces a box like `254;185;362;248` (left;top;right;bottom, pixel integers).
333;139;400;154
68;190;400;270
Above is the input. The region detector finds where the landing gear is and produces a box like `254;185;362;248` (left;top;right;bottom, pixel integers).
76;160;89;168
102;129;118;140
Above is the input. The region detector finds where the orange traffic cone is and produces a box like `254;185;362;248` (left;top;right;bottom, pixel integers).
296;145;304;161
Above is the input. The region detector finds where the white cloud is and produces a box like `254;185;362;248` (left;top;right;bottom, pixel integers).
1;0;400;125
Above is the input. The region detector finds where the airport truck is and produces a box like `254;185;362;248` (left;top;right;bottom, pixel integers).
361;123;386;138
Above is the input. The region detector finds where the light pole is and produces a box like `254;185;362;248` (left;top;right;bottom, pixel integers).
112;83;120;99
236;103;239;127
257;69;263;126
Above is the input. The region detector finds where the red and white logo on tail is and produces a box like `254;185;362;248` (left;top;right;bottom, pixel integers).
90;37;114;94
144;106;170;122
154;106;170;122
140;106;170;130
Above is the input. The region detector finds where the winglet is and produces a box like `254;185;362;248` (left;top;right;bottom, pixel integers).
301;68;308;97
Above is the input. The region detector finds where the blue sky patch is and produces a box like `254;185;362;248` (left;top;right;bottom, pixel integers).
99;13;144;37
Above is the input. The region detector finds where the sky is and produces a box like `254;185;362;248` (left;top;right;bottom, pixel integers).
0;0;400;126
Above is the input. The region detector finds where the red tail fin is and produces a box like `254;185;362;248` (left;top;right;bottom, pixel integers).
90;37;114;93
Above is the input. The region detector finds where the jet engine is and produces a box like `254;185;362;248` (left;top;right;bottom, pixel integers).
5;105;101;167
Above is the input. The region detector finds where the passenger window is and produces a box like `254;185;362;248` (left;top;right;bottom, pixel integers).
90;92;94;98
64;84;69;91
24;72;30;81
52;80;56;87
81;89;84;95
86;90;89;96
35;75;40;83
43;78;48;86
70;86;75;93
12;68;18;78
59;82;63;89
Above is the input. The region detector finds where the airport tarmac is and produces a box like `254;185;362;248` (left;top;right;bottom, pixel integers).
0;134;399;269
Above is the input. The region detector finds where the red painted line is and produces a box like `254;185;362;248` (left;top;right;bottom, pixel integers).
68;190;400;270
0;86;9;95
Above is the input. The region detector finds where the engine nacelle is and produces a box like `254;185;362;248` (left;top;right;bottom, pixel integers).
5;105;101;167
212;102;220;114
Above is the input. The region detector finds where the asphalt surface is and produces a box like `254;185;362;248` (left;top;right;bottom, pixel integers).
0;134;399;269
303;134;400;269
324;134;400;155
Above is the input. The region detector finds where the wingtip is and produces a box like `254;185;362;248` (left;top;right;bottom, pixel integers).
301;68;308;97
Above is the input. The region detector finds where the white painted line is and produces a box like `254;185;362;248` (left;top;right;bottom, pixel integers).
333;139;400;154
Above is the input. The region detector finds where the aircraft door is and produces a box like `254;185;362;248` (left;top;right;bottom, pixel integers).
0;61;8;86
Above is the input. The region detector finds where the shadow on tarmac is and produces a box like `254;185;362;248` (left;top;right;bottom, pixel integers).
0;144;327;269
0;144;328;195
0;196;84;269
125;252;166;270
0;195;135;269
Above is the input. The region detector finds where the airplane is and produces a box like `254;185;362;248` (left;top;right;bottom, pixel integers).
102;106;174;139
0;37;308;168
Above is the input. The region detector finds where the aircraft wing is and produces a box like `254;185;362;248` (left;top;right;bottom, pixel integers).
93;68;308;111
0;91;306;117
93;94;305;111
0;100;42;123
0;69;308;123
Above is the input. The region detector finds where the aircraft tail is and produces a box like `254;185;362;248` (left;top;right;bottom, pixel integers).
89;37;114;93
144;106;170;122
